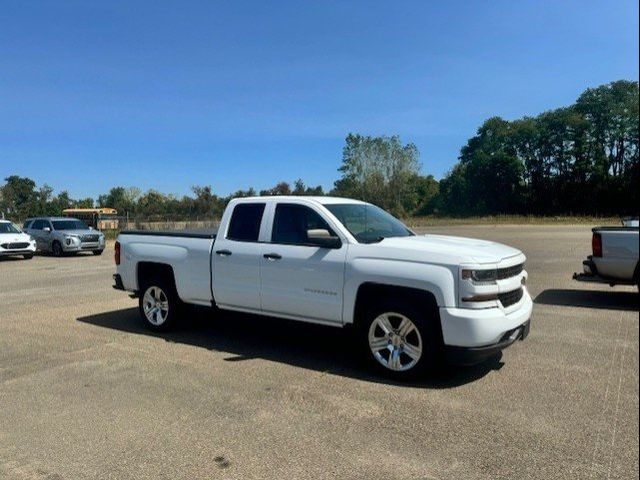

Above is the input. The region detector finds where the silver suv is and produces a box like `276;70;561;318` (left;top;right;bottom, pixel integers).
23;217;106;257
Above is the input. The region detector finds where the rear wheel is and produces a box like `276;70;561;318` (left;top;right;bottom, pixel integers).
359;300;442;380
51;241;63;257
138;278;180;331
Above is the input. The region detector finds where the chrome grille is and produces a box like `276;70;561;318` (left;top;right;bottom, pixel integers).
81;234;99;242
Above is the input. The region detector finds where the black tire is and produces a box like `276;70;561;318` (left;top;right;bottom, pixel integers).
93;250;104;256
358;299;443;380
138;277;181;332
51;241;63;257
23;253;34;260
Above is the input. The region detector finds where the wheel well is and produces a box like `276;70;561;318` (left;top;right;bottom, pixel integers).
353;282;440;327
634;261;640;285
137;262;176;291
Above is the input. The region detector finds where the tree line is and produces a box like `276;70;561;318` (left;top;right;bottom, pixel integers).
438;80;639;215
0;176;328;222
1;80;637;222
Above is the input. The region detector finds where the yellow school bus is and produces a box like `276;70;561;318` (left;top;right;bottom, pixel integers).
62;208;119;230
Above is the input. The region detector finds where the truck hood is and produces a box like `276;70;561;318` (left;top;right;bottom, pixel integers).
374;234;524;265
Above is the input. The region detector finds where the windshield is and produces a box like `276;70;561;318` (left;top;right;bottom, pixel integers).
0;222;21;234
52;220;88;231
325;204;413;244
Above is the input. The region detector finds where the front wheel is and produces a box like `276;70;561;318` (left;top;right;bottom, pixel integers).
138;280;180;331
93;249;104;256
23;253;34;260
360;301;442;380
51;241;63;257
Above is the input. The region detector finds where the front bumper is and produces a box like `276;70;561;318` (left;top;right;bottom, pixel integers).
0;244;36;256
62;239;105;252
445;320;530;365
439;288;533;348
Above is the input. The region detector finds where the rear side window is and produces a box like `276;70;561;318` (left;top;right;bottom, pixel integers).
272;204;335;245
227;203;266;242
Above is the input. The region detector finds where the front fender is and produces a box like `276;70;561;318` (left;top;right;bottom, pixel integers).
343;258;456;324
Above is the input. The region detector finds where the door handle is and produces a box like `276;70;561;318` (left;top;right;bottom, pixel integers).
215;249;232;256
263;253;282;260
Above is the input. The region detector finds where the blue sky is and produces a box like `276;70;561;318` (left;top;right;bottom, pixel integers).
1;1;638;199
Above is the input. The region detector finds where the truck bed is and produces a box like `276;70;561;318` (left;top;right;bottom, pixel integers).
116;228;218;305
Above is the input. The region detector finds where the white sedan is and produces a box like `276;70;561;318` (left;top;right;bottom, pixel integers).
0;220;37;260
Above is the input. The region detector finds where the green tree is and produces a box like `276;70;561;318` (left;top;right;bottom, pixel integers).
137;190;169;218
191;186;223;218
260;182;292;196
457;117;524;214
402;174;439;216
75;198;95;209
333;134;421;216
436;163;470;216
0;176;38;219
97;186;140;215
292;179;324;196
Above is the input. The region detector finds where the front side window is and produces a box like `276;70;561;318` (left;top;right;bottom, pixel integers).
51;220;88;230
325;203;413;244
227;203;266;242
0;222;21;234
31;219;45;230
271;204;335;245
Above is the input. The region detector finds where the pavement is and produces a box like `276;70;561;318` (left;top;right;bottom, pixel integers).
0;225;638;480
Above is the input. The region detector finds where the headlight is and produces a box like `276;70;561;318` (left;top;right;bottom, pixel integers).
461;268;498;283
63;234;80;245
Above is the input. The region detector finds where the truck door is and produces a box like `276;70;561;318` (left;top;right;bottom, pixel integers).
259;203;347;324
211;202;267;311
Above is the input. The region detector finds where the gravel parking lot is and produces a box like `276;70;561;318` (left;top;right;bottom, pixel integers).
1;225;638;480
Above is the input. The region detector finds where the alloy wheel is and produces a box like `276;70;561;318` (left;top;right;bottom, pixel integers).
142;286;170;326
368;312;423;371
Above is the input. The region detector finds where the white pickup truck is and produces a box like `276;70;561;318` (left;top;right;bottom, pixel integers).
113;196;532;378
573;219;639;290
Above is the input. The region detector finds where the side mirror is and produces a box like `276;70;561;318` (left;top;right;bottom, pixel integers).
307;229;341;249
43;227;51;233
